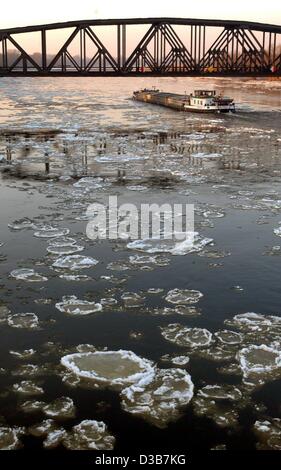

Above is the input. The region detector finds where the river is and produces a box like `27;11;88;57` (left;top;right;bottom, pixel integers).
0;76;281;451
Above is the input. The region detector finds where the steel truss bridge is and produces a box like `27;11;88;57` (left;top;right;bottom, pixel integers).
0;18;281;76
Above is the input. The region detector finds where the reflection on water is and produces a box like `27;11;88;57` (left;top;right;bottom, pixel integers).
0;77;281;451
1;124;280;180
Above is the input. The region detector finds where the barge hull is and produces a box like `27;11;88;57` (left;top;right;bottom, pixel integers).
134;92;187;111
133;90;235;113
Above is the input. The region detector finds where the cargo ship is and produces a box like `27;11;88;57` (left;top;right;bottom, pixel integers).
133;88;235;113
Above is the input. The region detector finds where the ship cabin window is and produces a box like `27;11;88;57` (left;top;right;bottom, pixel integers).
194;90;216;97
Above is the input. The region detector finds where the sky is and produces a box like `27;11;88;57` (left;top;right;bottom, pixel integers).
1;0;281;29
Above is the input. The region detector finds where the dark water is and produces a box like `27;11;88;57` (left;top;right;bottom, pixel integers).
0;76;281;452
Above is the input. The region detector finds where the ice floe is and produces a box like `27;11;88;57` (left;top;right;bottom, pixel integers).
44;428;67;449
161;354;190;366
43;397;76;419
274;227;281;237
29;419;59;437
121;292;145;308
55;295;102;316
197;249;231;259
127;232;213;256
191;152;222;159
10;349;36;359
254;418;281;450
160;324;212;348
75;344;97;353
177;306;202;317
8;217;35;231
7;313;39;330
0;305;11;324
0;426;24;450
146;288;164;294
59;274;92;281
10;268;48;282
12;363;49;378
225;312;281;334
106;261;132;272
121;368;194;428
126;185;148;191
214;330;243;345
95;154;148;163
20;400;46;413
238;344;281;383
129;331;143;341
231;285;244;292
28;419;66;448
62;420;115;450
197;384;242;401
152;305;201;317
165;288;203;305
223;313;281;354
47;237;77;247
263;246;281;256
52;255;99;271
47;244;84;255
73;176;106;189
34;226;70;238
203;210;225;219
61;350;155;390
13;380;44;395
196;343;239;363
193;384;242;427
100;297;118;309
129;254;170;267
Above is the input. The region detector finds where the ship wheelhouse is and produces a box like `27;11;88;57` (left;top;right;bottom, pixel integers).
133;88;235;113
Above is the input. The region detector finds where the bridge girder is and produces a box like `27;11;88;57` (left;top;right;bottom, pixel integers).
0;18;280;76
